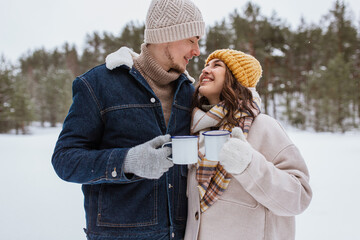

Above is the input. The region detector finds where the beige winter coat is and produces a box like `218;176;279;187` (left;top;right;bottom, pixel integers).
184;114;312;240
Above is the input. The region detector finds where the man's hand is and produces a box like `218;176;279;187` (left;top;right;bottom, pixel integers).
123;135;173;179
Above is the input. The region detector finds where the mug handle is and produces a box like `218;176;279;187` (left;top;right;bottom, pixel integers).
161;142;172;161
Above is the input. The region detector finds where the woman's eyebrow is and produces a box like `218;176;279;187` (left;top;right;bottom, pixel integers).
213;59;224;64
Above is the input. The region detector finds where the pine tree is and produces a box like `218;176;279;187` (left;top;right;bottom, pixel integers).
205;19;232;52
39;67;73;127
10;75;34;134
0;57;15;133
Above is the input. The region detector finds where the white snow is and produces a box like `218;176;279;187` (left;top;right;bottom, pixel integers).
0;125;85;239
0;124;359;239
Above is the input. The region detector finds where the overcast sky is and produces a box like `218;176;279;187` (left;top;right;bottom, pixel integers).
1;0;359;63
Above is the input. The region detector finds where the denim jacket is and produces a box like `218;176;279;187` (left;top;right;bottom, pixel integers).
52;63;194;240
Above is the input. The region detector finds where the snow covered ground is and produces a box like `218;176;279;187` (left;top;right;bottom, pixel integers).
0;124;359;239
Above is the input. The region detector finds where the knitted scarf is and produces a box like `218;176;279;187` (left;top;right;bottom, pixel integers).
191;95;261;212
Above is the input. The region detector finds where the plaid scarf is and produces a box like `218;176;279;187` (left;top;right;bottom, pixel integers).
191;95;261;212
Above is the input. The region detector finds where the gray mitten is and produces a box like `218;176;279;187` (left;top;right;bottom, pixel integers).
219;127;253;174
123;135;173;179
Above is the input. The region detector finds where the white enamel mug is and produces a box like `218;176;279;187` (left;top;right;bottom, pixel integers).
202;130;231;161
162;136;198;165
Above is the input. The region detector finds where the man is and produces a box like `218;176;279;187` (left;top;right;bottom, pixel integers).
51;0;205;239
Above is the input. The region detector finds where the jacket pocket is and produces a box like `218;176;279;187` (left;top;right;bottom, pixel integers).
97;180;159;227
219;178;258;209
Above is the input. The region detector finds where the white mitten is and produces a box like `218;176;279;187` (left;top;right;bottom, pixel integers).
219;127;253;174
123;135;173;179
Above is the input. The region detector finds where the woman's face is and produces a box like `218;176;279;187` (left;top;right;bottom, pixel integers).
198;58;227;105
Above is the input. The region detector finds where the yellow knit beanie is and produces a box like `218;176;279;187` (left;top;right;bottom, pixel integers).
205;49;262;88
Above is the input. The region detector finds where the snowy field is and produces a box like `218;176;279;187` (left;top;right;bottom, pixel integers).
0;124;359;240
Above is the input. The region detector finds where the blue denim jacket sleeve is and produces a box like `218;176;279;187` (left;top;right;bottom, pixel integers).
52;77;137;184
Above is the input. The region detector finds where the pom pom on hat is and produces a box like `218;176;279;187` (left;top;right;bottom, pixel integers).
205;49;262;88
145;0;205;43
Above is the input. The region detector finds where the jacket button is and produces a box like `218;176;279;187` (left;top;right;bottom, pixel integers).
111;169;117;178
150;97;156;103
195;211;199;220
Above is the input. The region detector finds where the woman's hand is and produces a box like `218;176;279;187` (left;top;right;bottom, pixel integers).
219;127;253;174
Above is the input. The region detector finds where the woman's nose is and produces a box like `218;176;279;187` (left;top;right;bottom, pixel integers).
202;66;210;74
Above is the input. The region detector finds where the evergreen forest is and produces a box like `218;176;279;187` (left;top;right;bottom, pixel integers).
1;1;359;134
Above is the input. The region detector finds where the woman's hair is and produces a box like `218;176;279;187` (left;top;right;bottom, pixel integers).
192;64;256;127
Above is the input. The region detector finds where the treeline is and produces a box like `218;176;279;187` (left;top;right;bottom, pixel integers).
1;0;359;133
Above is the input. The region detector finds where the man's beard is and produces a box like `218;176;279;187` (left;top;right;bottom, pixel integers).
165;45;185;74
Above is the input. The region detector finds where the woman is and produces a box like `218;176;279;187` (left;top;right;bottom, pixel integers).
185;49;312;240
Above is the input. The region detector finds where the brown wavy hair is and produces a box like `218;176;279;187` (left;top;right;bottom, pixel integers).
192;64;256;127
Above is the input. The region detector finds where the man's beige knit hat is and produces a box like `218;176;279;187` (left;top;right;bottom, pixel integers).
144;0;205;43
206;49;262;88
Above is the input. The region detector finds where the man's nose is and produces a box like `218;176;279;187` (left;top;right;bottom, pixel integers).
192;44;200;57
